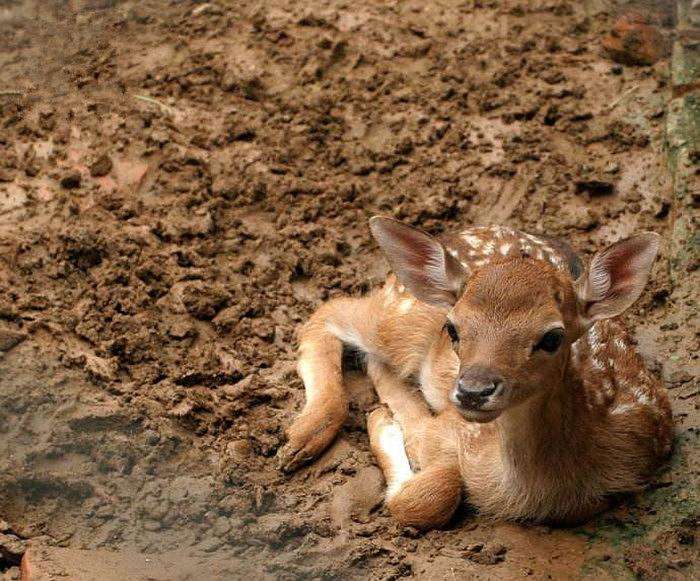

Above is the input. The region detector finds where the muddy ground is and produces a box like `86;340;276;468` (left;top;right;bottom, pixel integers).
0;0;698;579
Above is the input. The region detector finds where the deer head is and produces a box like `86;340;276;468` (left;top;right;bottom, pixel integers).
370;217;660;422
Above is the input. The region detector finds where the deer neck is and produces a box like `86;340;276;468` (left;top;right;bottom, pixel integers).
496;353;588;474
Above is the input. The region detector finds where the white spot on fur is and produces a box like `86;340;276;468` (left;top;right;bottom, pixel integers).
549;255;565;268
377;423;413;497
601;378;614;396
636;393;652;406
614;337;627;352
447;247;459;259
588;325;604;352
611;403;634;415
590;357;605;371
397;297;415;314
522;232;543;245
483;241;496;255
499;243;512;255
462;234;483;248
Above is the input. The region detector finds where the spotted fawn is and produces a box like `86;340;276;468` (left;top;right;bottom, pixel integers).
278;217;672;528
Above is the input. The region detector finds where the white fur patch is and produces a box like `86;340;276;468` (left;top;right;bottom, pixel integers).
377;423;413;497
419;358;447;411
588;325;604;352
397;297;415;314
499;242;512;255
590;357;605;371
326;321;368;353
297;354;319;401
610;403;634;415
462;234;483;248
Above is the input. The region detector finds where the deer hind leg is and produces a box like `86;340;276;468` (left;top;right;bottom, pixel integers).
366;361;462;530
278;296;379;473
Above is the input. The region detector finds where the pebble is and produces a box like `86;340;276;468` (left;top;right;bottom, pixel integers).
89;154;113;177
602;15;665;66
0;326;27;352
60;171;81;189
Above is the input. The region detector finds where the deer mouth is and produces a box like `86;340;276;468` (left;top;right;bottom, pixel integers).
458;408;502;423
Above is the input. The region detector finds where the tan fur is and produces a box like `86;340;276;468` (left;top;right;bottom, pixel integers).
278;222;673;528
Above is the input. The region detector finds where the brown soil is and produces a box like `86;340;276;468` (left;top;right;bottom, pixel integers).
0;0;697;579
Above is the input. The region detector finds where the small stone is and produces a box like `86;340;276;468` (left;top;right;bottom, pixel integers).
89;154;113;177
575;179;614;196
144;430;160;446
602;15;665;66
226;439;252;461
167;319;197;340
60;171;81;189
212;517;231;536
199;538;222;553
0;326;26;352
0;533;27;565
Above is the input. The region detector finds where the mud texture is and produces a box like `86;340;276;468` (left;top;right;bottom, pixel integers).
0;0;697;579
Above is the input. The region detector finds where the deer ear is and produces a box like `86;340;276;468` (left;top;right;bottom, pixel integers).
370;216;468;309
575;232;660;324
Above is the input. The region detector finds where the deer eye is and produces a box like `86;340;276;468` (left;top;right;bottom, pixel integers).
443;320;459;345
534;328;564;353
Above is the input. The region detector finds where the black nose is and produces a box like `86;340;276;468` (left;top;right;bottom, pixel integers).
456;367;503;407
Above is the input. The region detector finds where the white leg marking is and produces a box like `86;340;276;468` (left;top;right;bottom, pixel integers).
297;352;319;401
377;422;413;497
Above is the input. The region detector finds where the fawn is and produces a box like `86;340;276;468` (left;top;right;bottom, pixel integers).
278;217;673;528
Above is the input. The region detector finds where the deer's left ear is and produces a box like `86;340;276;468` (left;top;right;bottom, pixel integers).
575;232;661;325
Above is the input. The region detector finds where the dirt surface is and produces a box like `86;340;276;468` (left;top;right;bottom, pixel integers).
0;0;697;579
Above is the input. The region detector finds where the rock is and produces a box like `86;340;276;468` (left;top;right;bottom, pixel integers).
0;533;26;566
83;353;118;382
0;326;26;352
212;517;231;537
60;172;81;189
226;439;252;462
4;565;21;580
167;319;197;340
180;283;229;320
575;179;614;196
158;207;213;240
604;162;620;174
602;14;665;66
89;154;113;177
464;541;507;565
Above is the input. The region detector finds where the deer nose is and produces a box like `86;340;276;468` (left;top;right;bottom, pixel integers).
455;368;503;408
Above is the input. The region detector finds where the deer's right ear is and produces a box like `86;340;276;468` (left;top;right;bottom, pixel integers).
370;216;468;309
